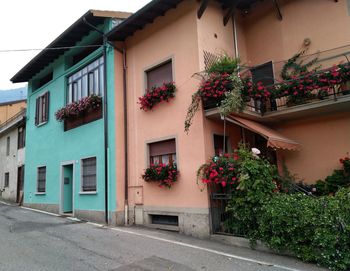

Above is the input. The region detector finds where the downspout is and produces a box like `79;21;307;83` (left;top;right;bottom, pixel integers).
102;36;109;224
83;17;117;224
232;15;239;62
83;17;128;225
122;48;129;226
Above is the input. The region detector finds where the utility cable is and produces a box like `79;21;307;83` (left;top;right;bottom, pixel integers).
0;44;103;53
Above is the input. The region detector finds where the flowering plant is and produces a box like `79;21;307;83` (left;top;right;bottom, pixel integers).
55;94;102;122
142;163;178;188
138;82;176;111
197;153;239;188
198;73;233;99
242;63;350;105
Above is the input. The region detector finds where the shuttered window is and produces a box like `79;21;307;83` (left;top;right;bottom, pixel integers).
149;139;176;165
250;61;274;86
35;92;50;126
18;126;25;149
146;61;173;90
6;136;10;156
37;167;46;193
4;173;9;188
81;157;97;192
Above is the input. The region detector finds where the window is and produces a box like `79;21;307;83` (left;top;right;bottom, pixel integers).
150;214;179;226
146;60;173;90
67;56;104;104
6;136;10;156
37;166;46;193
250;61;274;86
149;139;176;165
35;92;50;126
18;126;25;149
214;134;229;156
81;157;97;192
4;173;9;188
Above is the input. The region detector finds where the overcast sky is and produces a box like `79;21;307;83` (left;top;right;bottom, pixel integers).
0;0;151;90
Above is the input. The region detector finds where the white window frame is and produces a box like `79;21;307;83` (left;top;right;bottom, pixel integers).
80;156;98;194
143;56;175;94
36;166;47;194
145;136;179;168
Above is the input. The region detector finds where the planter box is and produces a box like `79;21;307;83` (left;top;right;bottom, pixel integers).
64;106;103;131
202;97;224;110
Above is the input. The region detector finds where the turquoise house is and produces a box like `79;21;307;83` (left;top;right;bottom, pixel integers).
11;10;130;223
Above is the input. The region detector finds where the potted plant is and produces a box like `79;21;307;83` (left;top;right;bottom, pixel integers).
138;82;176;111
142;163;178;188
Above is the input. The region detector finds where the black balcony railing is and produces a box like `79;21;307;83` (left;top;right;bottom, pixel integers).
244;83;350;115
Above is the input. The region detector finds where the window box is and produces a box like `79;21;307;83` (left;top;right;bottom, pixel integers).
64;106;102;131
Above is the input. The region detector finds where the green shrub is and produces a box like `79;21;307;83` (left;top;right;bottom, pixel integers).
258;189;350;270
207;54;239;75
314;156;350;196
225;145;278;238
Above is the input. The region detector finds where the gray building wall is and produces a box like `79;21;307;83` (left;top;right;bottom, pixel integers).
0;122;25;203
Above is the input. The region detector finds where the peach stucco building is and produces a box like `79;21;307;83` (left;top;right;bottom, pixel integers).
106;0;350;237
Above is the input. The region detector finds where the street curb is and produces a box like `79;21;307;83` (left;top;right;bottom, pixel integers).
211;234;293;257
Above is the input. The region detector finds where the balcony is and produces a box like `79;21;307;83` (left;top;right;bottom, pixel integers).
204;46;350;123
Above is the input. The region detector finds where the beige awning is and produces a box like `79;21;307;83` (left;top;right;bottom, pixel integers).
226;115;301;151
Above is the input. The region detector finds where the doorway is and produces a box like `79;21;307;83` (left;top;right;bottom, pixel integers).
16;166;24;204
61;163;74;214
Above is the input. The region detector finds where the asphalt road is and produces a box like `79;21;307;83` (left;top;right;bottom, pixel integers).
0;202;326;271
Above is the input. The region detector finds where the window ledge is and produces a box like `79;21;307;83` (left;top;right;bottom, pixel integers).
35;192;46;195
36;121;48;127
79;191;97;195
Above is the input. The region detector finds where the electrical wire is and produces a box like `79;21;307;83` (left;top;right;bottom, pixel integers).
0;44;103;53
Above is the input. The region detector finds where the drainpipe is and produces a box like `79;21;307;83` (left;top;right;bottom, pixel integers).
122;48;129;226
232;15;239;62
83;17;115;224
102;36;109;224
83;17;128;226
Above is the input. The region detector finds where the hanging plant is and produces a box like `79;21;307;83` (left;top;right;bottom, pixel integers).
219;75;245;116
138;82;176;111
142;163;179;189
184;72;245;133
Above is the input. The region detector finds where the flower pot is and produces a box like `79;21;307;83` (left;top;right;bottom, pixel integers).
202;97;223;110
83;106;103;123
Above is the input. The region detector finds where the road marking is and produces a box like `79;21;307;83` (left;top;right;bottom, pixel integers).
20;206;60;217
11;204;304;271
67;217;81;222
108;227;303;271
86;221;105;227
